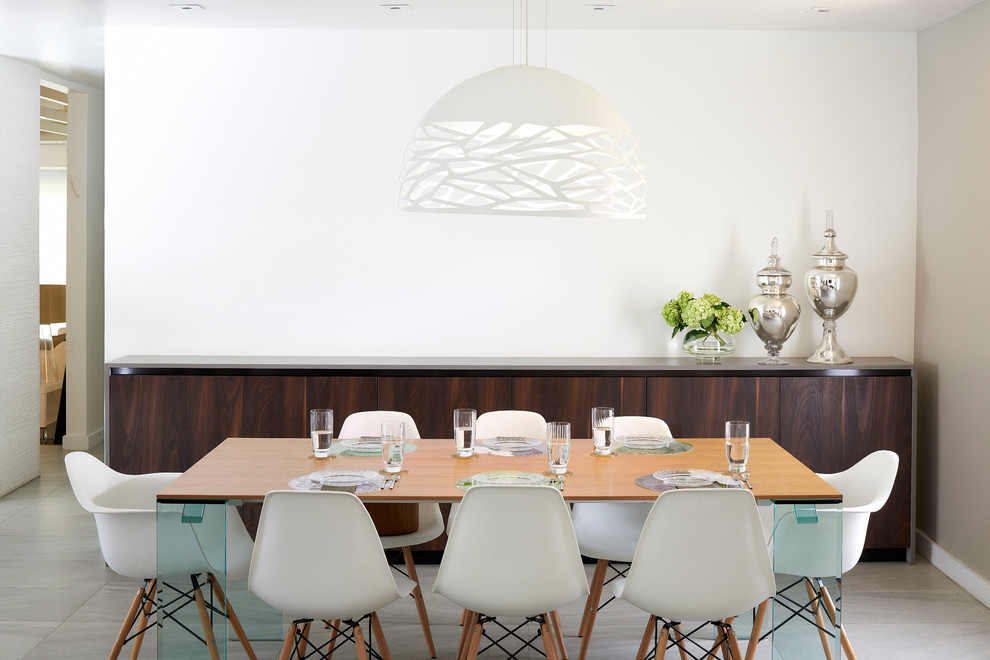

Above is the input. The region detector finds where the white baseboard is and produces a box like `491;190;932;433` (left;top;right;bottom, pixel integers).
916;530;990;610
62;428;103;451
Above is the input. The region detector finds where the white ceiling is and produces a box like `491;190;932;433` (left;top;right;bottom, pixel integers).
0;0;983;89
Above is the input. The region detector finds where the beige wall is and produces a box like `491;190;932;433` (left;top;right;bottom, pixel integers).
0;55;41;495
917;0;990;581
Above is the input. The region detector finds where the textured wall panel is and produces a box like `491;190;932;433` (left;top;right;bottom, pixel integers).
0;56;41;495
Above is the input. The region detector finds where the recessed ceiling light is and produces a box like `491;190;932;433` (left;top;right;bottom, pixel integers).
585;4;615;11
169;3;205;11
380;4;411;10
807;6;835;14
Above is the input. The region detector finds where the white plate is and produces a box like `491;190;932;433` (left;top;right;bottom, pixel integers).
472;471;546;486
652;469;722;488
310;470;379;487
339;437;382;453
618;435;673;450
485;437;541;452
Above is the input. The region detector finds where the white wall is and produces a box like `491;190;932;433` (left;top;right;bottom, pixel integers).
0;55;41;495
917;1;990;581
104;28;917;361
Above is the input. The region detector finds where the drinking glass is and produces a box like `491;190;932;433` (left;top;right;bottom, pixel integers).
591;406;614;456
381;421;405;474
725;420;750;476
309;409;334;459
453;408;476;457
546;421;571;475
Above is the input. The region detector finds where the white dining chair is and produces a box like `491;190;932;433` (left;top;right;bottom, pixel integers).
475;410;548;440
769;449;899;660
446;409;549;537
248;490;416;660
338;410;442;657
614;488;776;660
571;415;672;660
434;484;589;660
64;451;257;660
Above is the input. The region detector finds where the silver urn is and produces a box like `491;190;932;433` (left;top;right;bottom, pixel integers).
748;238;801;365
805;211;857;364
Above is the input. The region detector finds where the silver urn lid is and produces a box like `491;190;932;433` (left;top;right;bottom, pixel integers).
756;237;792;294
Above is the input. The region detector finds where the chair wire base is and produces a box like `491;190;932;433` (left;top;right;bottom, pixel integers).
761;576;841;643
642;618;741;660
113;572;257;660
478;614;550;660
289;614;387;660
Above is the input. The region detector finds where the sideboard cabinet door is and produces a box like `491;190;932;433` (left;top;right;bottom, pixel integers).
645;377;780;440
779;376;913;550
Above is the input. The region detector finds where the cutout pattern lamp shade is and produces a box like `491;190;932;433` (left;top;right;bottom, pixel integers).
399;65;646;218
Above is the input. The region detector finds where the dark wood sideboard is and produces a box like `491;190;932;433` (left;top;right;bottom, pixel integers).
105;356;916;560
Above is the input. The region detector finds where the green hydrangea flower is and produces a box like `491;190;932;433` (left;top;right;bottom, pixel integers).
677;291;694;308
661;300;682;327
715;306;745;335
700;293;722;307
682;299;715;328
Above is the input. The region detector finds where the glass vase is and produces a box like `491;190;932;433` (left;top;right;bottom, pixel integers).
683;333;735;364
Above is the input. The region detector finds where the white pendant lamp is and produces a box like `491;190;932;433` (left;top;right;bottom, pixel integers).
398;4;646;219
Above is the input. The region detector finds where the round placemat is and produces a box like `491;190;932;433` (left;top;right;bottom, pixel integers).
634;472;744;493
328;441;418;457
614;439;693;455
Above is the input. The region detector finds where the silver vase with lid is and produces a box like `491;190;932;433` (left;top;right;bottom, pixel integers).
748;238;801;365
805;210;857;364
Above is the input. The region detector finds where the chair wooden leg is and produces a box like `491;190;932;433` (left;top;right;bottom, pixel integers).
129;578;156;660
550;609;568;659
656;622;671;660
278;623;298;660
207;572;258;660
578;559;607;659
819;585;856;660
460;608;468;626
110;579;149;660
295;620;311;659
354;623;369;660
541;614;560;660
369;612;392;660
725;624;744;660
805;579;834;660
457;611;478;660
579;560;607;638
636;615;657;660
671;625;689;660
402;546;437;658
465;621;483;660
192;577;221;660
745;600;769;660
327;619;342;660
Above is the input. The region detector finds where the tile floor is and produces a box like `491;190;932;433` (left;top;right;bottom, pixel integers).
2;445;990;659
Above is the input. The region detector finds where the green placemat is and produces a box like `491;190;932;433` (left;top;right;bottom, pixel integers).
614;440;693;455
328;441;418;457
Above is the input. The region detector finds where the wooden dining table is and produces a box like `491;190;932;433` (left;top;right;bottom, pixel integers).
155;436;843;659
157;436;840;503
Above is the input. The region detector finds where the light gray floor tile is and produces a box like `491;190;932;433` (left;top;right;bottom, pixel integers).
0;587;101;622
842;622;990;659
0;558;115;590
0;621;59;660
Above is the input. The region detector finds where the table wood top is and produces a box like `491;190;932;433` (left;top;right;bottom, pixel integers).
157;436;840;503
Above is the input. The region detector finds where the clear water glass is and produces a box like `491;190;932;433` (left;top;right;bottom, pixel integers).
725;420;750;475
546;421;571;475
591;406;614;456
309;409;334;459
453;408;476;457
381;421;405;474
